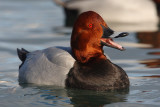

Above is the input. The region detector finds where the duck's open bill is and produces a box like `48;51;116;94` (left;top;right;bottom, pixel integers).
101;38;125;51
101;25;129;51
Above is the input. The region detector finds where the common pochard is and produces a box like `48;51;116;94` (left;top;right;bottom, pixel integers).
17;11;129;91
54;0;158;32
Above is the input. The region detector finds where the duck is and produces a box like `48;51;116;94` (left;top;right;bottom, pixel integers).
53;0;158;32
17;11;129;91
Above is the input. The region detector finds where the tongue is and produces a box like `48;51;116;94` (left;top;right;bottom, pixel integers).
101;38;125;51
108;39;124;50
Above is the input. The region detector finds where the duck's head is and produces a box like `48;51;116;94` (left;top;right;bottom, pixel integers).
71;11;128;63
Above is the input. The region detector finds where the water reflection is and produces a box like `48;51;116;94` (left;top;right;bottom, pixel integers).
67;89;128;107
148;51;160;55
136;32;160;69
142;75;160;78
140;59;160;68
20;84;129;107
137;32;160;48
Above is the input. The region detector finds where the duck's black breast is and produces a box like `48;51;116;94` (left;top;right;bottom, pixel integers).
65;59;129;91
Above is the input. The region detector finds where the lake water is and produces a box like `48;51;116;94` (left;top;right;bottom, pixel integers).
0;0;160;107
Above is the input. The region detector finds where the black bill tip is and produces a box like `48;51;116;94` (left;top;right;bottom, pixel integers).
115;32;129;38
120;47;126;51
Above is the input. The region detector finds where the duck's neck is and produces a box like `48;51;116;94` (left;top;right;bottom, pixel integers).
72;47;107;63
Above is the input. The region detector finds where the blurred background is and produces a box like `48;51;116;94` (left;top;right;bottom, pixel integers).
54;0;160;31
0;0;160;107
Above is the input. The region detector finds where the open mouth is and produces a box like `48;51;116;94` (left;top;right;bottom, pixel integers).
100;25;129;51
101;38;125;51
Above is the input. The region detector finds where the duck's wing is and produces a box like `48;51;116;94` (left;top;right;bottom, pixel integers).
18;47;75;86
43;46;75;69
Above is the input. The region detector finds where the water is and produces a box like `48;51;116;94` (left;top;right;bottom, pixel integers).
0;0;160;107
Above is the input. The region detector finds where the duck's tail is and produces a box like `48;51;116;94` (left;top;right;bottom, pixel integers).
17;48;29;62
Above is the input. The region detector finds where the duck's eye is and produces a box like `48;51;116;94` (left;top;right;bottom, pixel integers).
88;24;92;28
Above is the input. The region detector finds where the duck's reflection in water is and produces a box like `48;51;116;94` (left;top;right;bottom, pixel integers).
137;32;160;48
67;89;129;107
140;59;160;68
137;32;160;69
19;84;129;107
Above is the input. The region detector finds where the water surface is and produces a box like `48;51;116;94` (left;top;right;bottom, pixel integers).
0;0;160;107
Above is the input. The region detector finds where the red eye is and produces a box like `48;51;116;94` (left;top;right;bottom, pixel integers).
88;24;92;28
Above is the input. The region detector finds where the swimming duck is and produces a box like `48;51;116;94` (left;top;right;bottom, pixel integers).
54;0;158;32
17;11;129;91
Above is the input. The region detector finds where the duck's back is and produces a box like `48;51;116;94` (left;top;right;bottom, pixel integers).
18;47;75;86
66;59;129;91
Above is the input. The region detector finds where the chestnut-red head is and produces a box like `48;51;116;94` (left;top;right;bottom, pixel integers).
71;11;128;63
